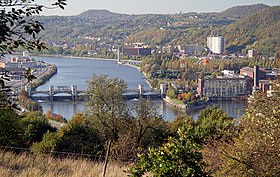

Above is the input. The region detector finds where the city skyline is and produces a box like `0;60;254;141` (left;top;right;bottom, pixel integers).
39;0;279;16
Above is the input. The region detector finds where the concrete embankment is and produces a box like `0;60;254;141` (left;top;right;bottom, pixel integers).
163;97;186;111
31;65;57;89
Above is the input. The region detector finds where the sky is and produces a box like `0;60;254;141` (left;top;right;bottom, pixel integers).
39;0;279;16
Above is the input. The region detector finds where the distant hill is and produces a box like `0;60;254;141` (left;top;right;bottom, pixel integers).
129;5;280;55
77;9;127;19
221;5;280;54
218;3;270;19
34;5;279;56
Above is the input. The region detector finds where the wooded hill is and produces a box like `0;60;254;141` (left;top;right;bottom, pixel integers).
36;4;279;56
126;5;280;55
217;3;269;19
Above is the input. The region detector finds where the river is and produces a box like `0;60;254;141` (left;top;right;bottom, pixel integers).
33;56;245;121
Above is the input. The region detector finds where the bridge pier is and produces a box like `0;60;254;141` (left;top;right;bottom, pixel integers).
71;85;77;101
49;86;54;101
160;83;167;98
117;46;121;63
138;84;144;97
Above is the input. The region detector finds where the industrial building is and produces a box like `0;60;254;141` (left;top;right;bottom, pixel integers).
198;76;252;100
122;47;151;56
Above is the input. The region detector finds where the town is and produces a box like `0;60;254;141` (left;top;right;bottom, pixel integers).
0;1;279;177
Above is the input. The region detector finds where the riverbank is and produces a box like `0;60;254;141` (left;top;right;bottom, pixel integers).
32;54;116;61
31;64;57;89
163;97;186;111
119;62;140;70
163;96;209;112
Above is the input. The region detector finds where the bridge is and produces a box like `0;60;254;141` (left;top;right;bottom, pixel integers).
26;84;164;101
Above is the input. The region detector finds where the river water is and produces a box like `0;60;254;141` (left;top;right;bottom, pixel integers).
33;56;245;121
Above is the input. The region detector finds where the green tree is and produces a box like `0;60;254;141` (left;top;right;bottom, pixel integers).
56;113;104;156
19;111;56;147
31;131;59;153
131;98;167;148
32;112;104;157
212;84;280;176
128;125;206;177
0;108;22;146
85;75;128;142
195;106;234;143
111;98;169;160
0;0;66;55
166;85;176;99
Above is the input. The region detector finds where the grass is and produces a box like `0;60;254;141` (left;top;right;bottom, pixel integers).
0;150;128;177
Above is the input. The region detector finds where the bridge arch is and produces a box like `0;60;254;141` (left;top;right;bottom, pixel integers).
52;92;73;96
31;93;50;97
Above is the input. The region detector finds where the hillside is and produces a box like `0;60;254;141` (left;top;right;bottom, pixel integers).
77;9;128;21
36;9;230;44
34;4;279;56
78;9;124;18
0;151;127;176
218;3;270;19
221;5;280;54
126;5;280;55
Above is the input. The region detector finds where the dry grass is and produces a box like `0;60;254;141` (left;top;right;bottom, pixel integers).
0;150;128;177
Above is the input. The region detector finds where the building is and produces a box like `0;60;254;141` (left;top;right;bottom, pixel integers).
183;44;205;55
240;66;277;80
122;47;151;56
248;49;258;58
0;52;37;69
259;80;271;92
162;45;172;53
198;76;252;100
0;67;25;80
207;36;225;54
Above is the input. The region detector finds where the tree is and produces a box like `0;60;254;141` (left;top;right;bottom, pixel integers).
19;111;56;147
56;112;104;156
85;75;129;142
128;106;235;176
111;98;168;161
127;125;206;177
130;98;167;148
32;112;104;157
0;108;22;146
214;84;280;176
195;106;235;145
166;85;176;99
0;0;67;55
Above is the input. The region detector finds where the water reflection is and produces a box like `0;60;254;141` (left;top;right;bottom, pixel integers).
38;99;245;121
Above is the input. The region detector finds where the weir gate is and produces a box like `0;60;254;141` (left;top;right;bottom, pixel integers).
26;85;163;101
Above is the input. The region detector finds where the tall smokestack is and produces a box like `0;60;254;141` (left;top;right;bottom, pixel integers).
252;65;260;94
254;65;259;88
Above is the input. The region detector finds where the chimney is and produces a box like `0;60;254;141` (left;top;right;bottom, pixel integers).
254;65;259;88
252;65;259;94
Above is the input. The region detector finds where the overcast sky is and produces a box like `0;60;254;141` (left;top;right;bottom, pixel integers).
39;0;279;16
